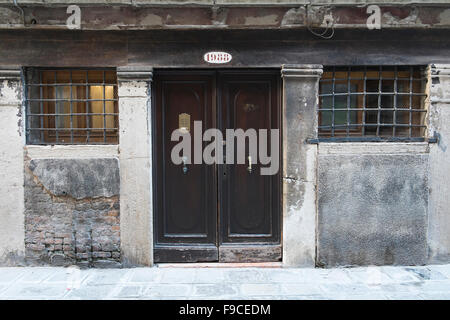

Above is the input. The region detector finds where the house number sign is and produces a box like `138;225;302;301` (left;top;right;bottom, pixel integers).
204;52;232;64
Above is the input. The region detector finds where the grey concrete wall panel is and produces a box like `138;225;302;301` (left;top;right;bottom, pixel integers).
318;154;429;267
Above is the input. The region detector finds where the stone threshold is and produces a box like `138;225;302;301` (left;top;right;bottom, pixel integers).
156;262;283;268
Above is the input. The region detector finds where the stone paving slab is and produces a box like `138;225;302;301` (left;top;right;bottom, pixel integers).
0;264;449;300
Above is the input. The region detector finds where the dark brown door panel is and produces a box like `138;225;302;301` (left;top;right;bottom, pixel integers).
153;73;218;262
218;71;281;247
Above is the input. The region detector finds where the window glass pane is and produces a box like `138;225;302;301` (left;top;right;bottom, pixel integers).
320;111;332;128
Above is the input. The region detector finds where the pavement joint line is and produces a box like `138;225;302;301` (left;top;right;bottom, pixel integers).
105;269;136;299
78;268;96;286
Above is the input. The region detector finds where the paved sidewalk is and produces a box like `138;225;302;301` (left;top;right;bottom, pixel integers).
1;264;450;300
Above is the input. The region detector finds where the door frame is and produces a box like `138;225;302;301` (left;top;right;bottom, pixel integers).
151;68;283;263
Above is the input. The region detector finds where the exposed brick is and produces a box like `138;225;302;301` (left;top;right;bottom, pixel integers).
43;238;54;245
64;251;76;259
112;252;121;259
107;210;119;217
92;252;112;258
75;245;87;253
104;216;118;225
76;253;89;259
103;243;120;252
55;233;71;238
24;160;121;268
27;244;45;251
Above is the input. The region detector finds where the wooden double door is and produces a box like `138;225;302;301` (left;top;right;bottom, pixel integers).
153;70;281;263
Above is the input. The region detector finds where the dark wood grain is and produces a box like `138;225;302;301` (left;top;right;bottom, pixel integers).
153;72;218;262
218;71;281;250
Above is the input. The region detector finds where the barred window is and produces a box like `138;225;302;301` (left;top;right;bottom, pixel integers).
318;66;427;142
26;69;118;144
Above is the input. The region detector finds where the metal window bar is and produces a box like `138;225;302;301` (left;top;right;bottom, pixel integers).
103;71;107;143
362;66;367;136
393;66;397;137
70;70;74;143
25;68;119;145
86;70;90;144
26;73;32;144
39;71;44;143
409;67;413;138
27;83;118;87
346;66;351;137
54;71;59;143
331;67;336;137
318;65;428;142
376;66;382;136
319;92;425;97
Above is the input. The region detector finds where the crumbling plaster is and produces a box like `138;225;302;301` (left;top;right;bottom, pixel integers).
24;158;121;267
1;1;450;30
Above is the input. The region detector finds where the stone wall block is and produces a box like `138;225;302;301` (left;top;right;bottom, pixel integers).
428;64;450;263
0;67;25;266
281;64;322;267
117;66;153;266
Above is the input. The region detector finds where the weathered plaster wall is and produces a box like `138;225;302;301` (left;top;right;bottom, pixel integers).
428;64;450;264
1;0;448;4
0;67;25;266
24;158;121;267
317;144;429;267
1;1;450;30
117;66;153;267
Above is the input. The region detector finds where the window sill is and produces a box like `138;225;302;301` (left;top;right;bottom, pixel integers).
316;141;431;155
307;136;437;144
24;144;119;159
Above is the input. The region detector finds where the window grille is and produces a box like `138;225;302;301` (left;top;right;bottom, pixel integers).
25;68;118;144
317;66;428;142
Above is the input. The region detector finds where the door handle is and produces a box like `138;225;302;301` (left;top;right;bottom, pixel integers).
182;156;188;174
247;156;252;174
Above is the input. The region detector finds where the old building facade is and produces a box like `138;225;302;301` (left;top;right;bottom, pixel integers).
0;0;449;268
